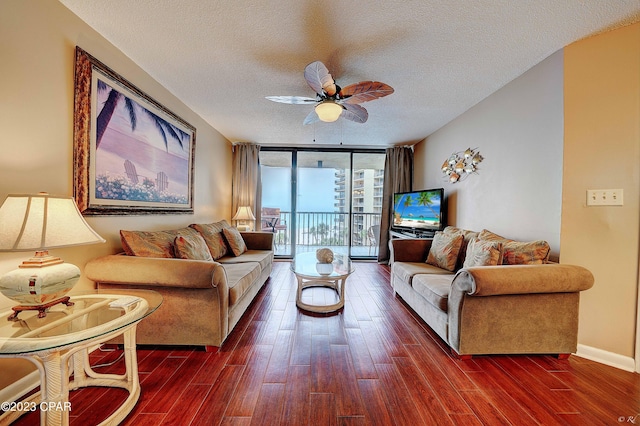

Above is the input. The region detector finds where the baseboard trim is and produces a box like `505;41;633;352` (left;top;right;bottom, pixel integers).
576;344;636;372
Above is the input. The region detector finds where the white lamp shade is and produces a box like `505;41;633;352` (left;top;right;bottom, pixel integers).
0;193;105;252
232;206;256;221
315;101;343;122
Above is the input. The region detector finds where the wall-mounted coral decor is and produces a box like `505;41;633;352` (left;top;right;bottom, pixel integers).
441;148;483;183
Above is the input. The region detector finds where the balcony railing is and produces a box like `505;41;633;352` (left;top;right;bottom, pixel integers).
265;211;381;257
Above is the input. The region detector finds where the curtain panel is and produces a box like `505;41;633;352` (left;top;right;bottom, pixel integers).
232;142;261;230
378;146;413;263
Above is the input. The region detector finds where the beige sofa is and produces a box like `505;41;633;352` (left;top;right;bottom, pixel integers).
390;227;594;358
85;222;273;350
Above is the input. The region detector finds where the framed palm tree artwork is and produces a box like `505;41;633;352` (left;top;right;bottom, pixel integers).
73;47;195;215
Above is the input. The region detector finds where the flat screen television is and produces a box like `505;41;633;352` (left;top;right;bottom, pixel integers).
392;188;445;234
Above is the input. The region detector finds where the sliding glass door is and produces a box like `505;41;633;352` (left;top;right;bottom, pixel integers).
260;149;384;259
259;151;293;257
351;153;385;258
296;151;351;257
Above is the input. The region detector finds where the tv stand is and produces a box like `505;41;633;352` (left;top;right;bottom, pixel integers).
390;229;435;239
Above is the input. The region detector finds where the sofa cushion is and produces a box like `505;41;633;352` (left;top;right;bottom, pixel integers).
412;274;454;312
222;227;248;256
443;226;479;270
393;262;452;284
222;262;262;306
120;227;201;258
462;238;503;267
217;250;273;272
478;229;550;265
174;233;214;261
426;231;464;272
190;221;231;260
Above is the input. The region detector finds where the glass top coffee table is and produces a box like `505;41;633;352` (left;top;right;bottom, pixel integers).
0;289;162;426
291;252;354;313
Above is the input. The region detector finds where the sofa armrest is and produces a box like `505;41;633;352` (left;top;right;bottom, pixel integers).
447;263;594;356
451;264;594;297
390;238;433;263
241;232;275;251
85;254;225;289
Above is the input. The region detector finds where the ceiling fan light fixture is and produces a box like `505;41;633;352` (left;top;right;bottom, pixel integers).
315;101;343;122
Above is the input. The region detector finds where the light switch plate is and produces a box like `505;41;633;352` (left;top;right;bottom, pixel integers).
586;189;624;206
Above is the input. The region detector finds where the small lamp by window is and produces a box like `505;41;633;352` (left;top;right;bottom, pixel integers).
232;206;256;231
0;193;106;320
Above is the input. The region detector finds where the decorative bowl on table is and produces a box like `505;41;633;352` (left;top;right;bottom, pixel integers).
315;263;334;276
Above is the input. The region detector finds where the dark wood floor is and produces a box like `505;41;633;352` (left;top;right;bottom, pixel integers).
12;261;640;425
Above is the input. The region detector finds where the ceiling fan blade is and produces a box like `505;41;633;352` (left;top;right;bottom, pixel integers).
265;96;317;104
342;103;368;123
303;109;320;125
304;61;337;96
340;81;394;104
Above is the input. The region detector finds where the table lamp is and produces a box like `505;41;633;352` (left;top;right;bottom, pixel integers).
0;193;106;320
232;206;255;231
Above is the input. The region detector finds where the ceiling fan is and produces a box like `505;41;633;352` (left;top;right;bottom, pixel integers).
266;61;394;124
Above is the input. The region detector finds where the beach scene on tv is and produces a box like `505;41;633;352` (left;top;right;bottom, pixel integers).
393;190;442;230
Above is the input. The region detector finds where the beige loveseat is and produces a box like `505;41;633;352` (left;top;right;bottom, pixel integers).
85;221;273;350
390;227;594;359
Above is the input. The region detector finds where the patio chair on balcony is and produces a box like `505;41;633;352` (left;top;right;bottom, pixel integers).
261;207;286;249
368;224;380;255
261;207;287;237
352;230;363;246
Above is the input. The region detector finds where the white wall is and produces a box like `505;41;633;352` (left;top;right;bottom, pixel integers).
414;50;564;258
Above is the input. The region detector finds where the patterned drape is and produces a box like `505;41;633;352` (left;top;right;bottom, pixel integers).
378;146;413;263
232;142;261;230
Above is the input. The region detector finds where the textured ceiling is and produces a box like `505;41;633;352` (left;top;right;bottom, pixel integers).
58;0;640;148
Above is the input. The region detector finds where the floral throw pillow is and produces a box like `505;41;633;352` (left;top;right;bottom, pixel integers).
190;221;231;260
120;230;174;258
478;229;550;265
222;227;248;257
174;234;214;261
120;227;200;258
443;226;479;270
462;238;503;268
502;240;550;265
426;231;464;272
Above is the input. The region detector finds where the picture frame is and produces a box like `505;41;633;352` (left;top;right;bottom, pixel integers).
73;47;196;215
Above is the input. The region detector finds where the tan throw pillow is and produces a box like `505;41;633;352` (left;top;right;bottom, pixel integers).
120;227;200;258
442;226;462;234
222;227;248;257
478;229;550;265
462;238;503;268
190;221;231;260
174;234;214;261
502;240;550;265
444;226;479;270
477;229;507;243
426;231;464;272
